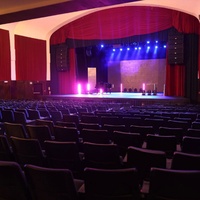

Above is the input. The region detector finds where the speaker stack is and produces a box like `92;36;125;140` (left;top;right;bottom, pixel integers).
168;29;184;65
55;44;69;71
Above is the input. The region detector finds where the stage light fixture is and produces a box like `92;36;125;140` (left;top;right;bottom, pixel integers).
120;48;123;51
147;41;150;44
155;46;158;49
163;45;166;48
101;44;104;48
120;83;123;93
155;40;158;43
139;47;141;50
99;88;103;94
142;83;145;91
127;47;130;51
77;84;81;95
87;83;90;93
112;49;116;52
135;47;138;50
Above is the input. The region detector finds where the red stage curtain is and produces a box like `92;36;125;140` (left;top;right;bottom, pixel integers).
15;35;46;81
58;48;76;94
51;6;199;44
165;63;185;97
0;29;11;80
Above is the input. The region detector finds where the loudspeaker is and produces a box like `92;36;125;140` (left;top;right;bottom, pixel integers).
56;44;69;71
168;29;184;65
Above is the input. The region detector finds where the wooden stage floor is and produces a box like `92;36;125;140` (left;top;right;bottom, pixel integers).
42;92;189;106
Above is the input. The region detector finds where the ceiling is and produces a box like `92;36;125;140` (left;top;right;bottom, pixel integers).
0;0;199;24
0;0;199;41
0;0;141;24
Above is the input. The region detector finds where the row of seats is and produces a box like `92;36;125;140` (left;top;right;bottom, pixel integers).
3;120;200;158
1;132;200;182
0;159;200;200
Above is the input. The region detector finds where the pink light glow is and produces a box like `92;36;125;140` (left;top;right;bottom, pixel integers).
120;83;123;93
99;88;103;94
142;83;145;91
77;84;81;94
87;83;90;91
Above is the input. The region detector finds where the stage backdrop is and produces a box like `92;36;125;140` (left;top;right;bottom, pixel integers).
108;59;166;92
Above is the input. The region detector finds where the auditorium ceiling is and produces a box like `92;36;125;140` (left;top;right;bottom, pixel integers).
0;0;199;41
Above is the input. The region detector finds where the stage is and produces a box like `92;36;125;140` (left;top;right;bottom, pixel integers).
42;92;189;106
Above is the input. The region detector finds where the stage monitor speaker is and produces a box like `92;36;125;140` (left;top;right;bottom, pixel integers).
168;29;184;65
56;44;69;72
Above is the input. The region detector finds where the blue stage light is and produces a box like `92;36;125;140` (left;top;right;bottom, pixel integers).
147;41;150;44
101;44;104;48
127;47;130;50
113;49;116;52
155;46;158;49
163;45;166;48
120;48;123;51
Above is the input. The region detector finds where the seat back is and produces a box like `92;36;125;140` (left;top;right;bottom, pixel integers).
146;134;177;158
54;125;79;143
81;128;111;144
0;161;31;200
113;131;143;157
24;164;80;200
44;141;83;177
49;110;63;123
0;135;14;161
1;110;15;123
159;126;184;144
149;168;200;200
4;122;28;143
83;142;122;169
127;146;166;182
84;167;140;200
10;136;45;167
130;125;154;142
26;124;52;148
36;119;55;136
171;151;200;170
182;136;200;154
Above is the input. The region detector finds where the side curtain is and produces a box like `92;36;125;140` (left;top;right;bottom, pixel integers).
15;35;46;80
0;29;11;80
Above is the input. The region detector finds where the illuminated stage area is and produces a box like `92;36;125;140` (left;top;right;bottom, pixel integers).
43;92;189;106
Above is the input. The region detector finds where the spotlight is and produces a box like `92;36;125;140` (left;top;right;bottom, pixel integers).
112;49;116;52
163;45;166;48
127;47;130;51
120;48;123;51
147;41;150;44
100;44;104;48
155;46;158;49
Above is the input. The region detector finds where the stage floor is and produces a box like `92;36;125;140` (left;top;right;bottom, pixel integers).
43;92;189;105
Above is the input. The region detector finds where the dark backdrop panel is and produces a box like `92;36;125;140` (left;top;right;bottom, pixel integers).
184;34;199;103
